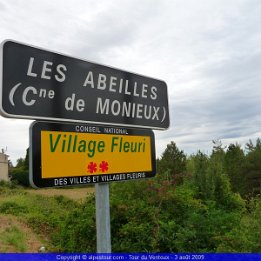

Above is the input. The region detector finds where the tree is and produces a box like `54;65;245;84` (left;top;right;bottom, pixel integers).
245;139;255;153
212;139;226;153
14;148;29;170
224;143;246;195
189;151;209;199
24;148;29;170
157;141;186;180
244;140;261;196
16;158;26;168
10;148;29;187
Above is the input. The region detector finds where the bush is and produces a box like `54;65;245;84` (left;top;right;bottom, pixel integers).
0;180;18;189
54;177;248;252
9;169;29;187
216;196;261;252
58;195;96;252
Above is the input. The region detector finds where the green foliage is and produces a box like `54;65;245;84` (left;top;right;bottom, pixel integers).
0;187;79;251
188;151;209;198
15;158;26;169
0;201;29;215
58;195;96;252
157;141;186;178
110;181;161;252
108;179;245;252
0;180;18;190
224;143;245;195
9;169;29;187
171;199;241;252
26;193;76;233
1;140;261;253
188;149;244;210
217;196;261;252
0;226;27;252
244;140;261;196
15;148;29;169
0;175;259;253
9;148;30;187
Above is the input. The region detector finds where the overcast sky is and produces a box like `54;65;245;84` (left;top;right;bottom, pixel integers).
1;0;261;165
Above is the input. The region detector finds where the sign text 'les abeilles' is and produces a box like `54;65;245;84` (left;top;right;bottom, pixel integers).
1;40;169;129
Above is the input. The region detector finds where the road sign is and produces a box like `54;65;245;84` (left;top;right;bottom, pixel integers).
0;40;169;129
29;121;156;188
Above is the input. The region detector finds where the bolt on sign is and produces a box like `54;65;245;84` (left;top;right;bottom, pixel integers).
0;40;169;130
30;121;156;188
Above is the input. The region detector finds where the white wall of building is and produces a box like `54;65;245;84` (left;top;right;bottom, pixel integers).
0;152;9;181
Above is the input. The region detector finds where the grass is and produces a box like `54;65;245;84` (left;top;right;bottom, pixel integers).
26;186;95;201
0;182;93;252
0;225;27;252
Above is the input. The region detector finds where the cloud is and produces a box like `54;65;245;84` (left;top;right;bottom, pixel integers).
1;0;261;163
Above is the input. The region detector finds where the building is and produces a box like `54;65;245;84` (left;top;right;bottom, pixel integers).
0;150;9;181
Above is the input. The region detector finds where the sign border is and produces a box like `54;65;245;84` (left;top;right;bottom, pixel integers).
0;40;4;119
0;39;170;130
29;121;156;188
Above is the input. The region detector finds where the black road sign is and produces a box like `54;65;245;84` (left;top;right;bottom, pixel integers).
30;121;156;188
0;40;169;129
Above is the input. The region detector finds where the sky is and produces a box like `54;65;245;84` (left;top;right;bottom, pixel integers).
1;0;261;165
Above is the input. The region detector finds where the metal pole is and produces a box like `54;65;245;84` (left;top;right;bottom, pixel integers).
95;183;111;253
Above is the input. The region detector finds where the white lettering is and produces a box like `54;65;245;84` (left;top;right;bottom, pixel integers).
109;76;117;92
55;64;67;82
39;89;46;98
122;102;131;117
41;61;53;80
48;90;55;99
152;106;159;120
142;84;148;98
97;74;106;90
22;86;37;106
76;99;85;112
150;86;157;100
144;105;151;119
65;93;85;112
65;94;74;111
82;72;159;101
119;78;123;93
83;71;94;88
124;80;131;95
96;97;109;114
133;82;139;97
27;57;37;77
54;178;67;186
136;103;143;118
111;100;121;115
38;89;55;99
27;58;67;82
96;97;160;121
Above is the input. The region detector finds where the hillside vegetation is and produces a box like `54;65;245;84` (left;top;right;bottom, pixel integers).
1;139;261;252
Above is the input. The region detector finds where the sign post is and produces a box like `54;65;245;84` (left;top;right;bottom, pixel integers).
95;183;111;253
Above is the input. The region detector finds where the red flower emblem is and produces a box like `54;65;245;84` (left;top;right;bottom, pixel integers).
87;162;97;173
99;161;109;172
